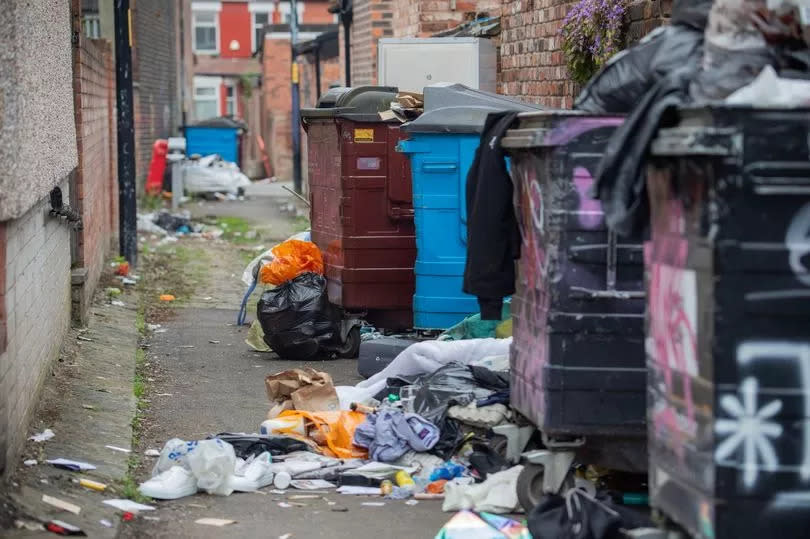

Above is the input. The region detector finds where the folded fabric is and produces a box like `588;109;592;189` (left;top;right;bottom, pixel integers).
443;465;524;514
353;409;440;463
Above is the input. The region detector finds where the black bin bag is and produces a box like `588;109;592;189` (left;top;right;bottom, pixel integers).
257;272;339;360
574;0;711;114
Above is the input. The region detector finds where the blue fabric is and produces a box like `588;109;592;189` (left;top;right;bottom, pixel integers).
353;409;440;463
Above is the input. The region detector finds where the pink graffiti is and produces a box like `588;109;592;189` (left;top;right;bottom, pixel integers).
573;166;603;229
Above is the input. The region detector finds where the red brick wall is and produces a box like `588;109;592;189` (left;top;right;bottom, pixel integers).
393;0;501;37
73;36;118;318
220;2;253;58
262;37;294;179
304;1;338;23
498;0;671;107
347;0;394;86
300;55;341;107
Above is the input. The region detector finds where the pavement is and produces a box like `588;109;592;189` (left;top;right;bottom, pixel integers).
118;187;450;538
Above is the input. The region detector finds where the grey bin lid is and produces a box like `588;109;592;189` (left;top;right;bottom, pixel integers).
300;86;399;122
402;83;542;134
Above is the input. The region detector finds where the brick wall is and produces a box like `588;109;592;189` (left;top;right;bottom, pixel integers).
262;37;294;180
132;0;180;189
498;0;671;107
347;0;394;86
72;35;118;325
0;177;73;475
300;55;341;107
393;0;501;37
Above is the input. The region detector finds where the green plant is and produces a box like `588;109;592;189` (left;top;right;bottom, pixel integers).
239;73;259;99
559;0;627;85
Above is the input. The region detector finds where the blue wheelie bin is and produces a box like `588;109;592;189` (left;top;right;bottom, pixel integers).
397;83;541;330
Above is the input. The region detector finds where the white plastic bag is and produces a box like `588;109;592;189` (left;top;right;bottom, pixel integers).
152;438;236;496
138;466;198;500
182;157;251;195
726;65;810;106
442;465;524;514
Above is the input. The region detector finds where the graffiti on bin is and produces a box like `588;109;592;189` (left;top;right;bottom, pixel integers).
715;341;810;490
786;202;810;288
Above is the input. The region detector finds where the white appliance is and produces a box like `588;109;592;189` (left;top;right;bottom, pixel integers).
377;38;497;93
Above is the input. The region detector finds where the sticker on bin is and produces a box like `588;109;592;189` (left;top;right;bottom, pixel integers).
357;157;381;170
354;128;374;142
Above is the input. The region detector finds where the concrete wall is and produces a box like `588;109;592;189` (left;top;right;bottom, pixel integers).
0;0;78;222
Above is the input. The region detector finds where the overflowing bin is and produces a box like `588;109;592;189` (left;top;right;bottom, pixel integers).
500;111;647;472
645;105;810;539
301;87;416;331
398;83;542;330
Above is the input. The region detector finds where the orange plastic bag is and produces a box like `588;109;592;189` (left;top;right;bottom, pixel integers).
279;410;368;459
259;239;324;285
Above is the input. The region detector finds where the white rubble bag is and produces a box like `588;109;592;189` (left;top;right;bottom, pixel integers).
151;438;237;496
182;155;251;195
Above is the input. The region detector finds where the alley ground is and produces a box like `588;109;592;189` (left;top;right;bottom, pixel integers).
123;184;449;538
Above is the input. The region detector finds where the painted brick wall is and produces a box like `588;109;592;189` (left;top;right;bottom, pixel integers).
499;0;671;107
220;1;253;58
132;0;180;189
72;35;118;324
0;177;73;475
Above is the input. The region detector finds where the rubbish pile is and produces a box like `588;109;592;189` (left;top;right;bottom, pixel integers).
136;210;223;240
181;154;251;197
379;92;424;122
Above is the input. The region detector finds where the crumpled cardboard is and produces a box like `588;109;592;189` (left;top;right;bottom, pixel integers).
265;368;339;413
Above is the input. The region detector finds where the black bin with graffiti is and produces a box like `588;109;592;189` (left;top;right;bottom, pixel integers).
501;111;647;472
646;105;810;539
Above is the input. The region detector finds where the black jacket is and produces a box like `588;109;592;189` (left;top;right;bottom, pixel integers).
462;111;521;320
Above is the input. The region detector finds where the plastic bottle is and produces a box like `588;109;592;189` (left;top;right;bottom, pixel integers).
395;470;415;489
273;471;292;489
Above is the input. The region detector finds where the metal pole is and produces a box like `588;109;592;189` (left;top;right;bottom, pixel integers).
114;0;137;266
314;46;322;100
342;14;351;87
290;0;302;194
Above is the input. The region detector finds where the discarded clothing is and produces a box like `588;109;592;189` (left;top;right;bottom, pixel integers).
337;338;512;409
353;409;440;462
211;433;311;459
443;465;524;514
438;302;511;341
462;112;522;320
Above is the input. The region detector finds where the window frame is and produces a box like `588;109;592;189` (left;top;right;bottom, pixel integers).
192;10;220;54
252;11;270;53
193;76;222;121
82;14;101;39
224;81;237;117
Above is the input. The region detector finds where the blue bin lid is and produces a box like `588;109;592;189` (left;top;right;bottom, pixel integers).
402;83;543;134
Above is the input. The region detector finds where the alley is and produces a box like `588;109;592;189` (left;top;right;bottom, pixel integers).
123;187;449;538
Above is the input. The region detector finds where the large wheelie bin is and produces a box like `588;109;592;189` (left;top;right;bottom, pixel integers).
499;111;647;511
301;87;416;339
397;83;542;330
645;105;810;539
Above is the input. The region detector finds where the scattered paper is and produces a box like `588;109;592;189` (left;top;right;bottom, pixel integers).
82;405;95;410
270;489;287;495
288;495;320;500
24;459;37;467
144;449;161;457
102;499;156;512
195;518;235;527
99;520;113;528
278;502;293;508
121;277;137;285
336;486;381;496
46;458;96;472
147;324;161;331
405;499;419;506
111;300;126;307
14;519;44;531
30;429;55;442
45;520;85;536
290;479;336;490
279;534;292;539
42;494;81;515
361;502;385;507
105;445;131;453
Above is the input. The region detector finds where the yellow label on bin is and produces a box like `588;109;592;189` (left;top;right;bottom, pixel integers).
354;128;374;142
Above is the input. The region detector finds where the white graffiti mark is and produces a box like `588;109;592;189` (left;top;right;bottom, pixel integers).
715;376;783;489
528;178;544;235
737;342;810;481
785;202;810;287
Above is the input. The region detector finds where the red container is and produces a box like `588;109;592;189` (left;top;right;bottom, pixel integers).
301;87;415;330
146;139;168;195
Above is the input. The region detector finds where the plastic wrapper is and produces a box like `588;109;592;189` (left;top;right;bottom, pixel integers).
241;231;311;286
181;157;251;195
410;363;494;425
277;410;368;459
259;239;323;286
257;272;339;360
151;438;236;496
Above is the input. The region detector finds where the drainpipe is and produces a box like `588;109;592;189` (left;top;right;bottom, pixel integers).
290;0;302;194
330;0;352;87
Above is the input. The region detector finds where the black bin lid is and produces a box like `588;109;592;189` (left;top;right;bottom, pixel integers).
301;86;399;122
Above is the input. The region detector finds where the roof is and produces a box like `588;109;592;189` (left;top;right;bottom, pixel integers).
293;30;339;59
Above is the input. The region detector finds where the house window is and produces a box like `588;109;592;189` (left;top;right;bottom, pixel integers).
253;12;269;52
225;83;237;116
193;77;221;120
82;14;101;39
193;11;219;53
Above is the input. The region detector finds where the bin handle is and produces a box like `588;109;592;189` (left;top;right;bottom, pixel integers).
388;207;415;221
421;162;458;173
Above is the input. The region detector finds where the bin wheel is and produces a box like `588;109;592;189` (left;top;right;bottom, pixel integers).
517;463;546;513
337;326;361;359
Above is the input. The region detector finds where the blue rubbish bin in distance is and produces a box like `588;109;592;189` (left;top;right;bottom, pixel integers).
184;123;241;164
397;83;542;330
